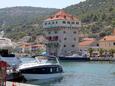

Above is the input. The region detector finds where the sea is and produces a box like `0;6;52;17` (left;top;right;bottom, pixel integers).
22;59;115;86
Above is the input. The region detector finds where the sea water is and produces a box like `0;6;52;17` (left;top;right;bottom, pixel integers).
24;60;115;86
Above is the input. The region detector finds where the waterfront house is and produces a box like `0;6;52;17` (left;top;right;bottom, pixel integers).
99;29;115;50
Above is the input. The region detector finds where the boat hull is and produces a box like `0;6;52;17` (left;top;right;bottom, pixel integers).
59;56;90;61
22;73;63;80
19;64;63;80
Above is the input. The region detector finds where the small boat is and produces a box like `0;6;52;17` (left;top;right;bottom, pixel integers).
17;55;63;80
59;53;90;61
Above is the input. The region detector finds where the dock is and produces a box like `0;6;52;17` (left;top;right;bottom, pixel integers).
6;81;38;86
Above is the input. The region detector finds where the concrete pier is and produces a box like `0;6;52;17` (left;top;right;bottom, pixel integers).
6;81;38;86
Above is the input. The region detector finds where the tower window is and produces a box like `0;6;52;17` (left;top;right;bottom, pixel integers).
48;32;51;34
72;22;75;24
48;22;51;24
55;31;58;34
97;44;99;46
64;45;66;47
74;38;76;41
72;45;75;47
56;21;58;24
76;22;79;24
113;42;115;46
56;15;59;18
63;21;66;23
73;31;76;34
67;21;70;24
64;16;66;19
64;38;67;40
52;22;54;24
63;31;66;33
45;23;47;25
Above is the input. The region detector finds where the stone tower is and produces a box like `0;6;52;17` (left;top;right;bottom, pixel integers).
43;10;81;56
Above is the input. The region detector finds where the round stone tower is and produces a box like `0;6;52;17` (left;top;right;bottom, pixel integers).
43;10;81;56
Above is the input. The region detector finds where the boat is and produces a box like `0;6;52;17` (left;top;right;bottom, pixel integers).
0;32;20;66
0;31;22;81
17;55;63;80
59;51;90;61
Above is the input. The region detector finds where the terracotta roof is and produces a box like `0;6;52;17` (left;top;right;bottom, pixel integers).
79;38;95;46
100;35;115;41
46;10;79;21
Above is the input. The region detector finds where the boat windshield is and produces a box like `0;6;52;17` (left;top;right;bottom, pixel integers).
20;55;59;65
35;55;59;64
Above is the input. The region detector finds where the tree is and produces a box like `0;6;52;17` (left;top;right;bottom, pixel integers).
88;48;94;57
109;49;115;57
98;48;105;57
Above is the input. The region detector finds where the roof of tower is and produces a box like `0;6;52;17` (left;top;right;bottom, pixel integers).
45;10;79;21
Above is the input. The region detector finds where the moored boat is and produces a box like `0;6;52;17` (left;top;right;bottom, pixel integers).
17;55;63;80
59;52;90;61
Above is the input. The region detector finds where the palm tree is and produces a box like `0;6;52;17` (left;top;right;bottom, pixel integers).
88;48;94;57
98;48;105;57
109;49;115;57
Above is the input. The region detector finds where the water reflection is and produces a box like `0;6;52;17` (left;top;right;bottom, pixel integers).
24;61;115;86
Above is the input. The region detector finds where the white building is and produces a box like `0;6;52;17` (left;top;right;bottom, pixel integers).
43;10;81;56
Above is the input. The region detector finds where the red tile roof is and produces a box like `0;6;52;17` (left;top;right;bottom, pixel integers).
100;35;115;41
46;10;79;21
79;38;95;46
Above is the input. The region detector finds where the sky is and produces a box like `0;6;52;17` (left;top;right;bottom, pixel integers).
0;0;86;9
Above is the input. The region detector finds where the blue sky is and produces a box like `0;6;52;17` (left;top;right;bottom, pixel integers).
0;0;86;9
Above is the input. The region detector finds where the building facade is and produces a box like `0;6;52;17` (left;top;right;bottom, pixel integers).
99;29;115;50
43;10;81;56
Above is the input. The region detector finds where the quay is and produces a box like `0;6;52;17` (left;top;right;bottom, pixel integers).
90;57;115;61
6;81;38;86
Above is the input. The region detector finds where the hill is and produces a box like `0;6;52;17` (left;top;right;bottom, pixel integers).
65;0;115;38
0;6;58;40
1;0;115;40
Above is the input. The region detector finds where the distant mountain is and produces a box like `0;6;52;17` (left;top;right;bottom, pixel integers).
0;7;58;40
0;6;58;25
1;0;115;40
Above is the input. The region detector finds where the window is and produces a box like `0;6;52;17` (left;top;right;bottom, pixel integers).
52;22;54;24
64;38;67;40
48;32;51;34
64;16;66;19
97;44;99;46
63;31;66;33
113;42;115;45
74;38;76;41
56;15;59;18
45;23;47;25
50;16;53;19
56;21;58;24
55;31;58;34
48;22;51;24
72;22;75;24
67;21;70;24
76;22;79;24
73;31;76;34
72;45;75;47
64;45;66;47
63;21;66;24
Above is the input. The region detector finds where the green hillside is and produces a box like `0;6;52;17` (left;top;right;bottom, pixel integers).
0;6;58;40
1;0;115;40
65;0;115;38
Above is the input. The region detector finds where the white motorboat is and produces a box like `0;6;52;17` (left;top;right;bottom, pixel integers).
0;32;20;66
59;51;90;61
17;55;63;80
